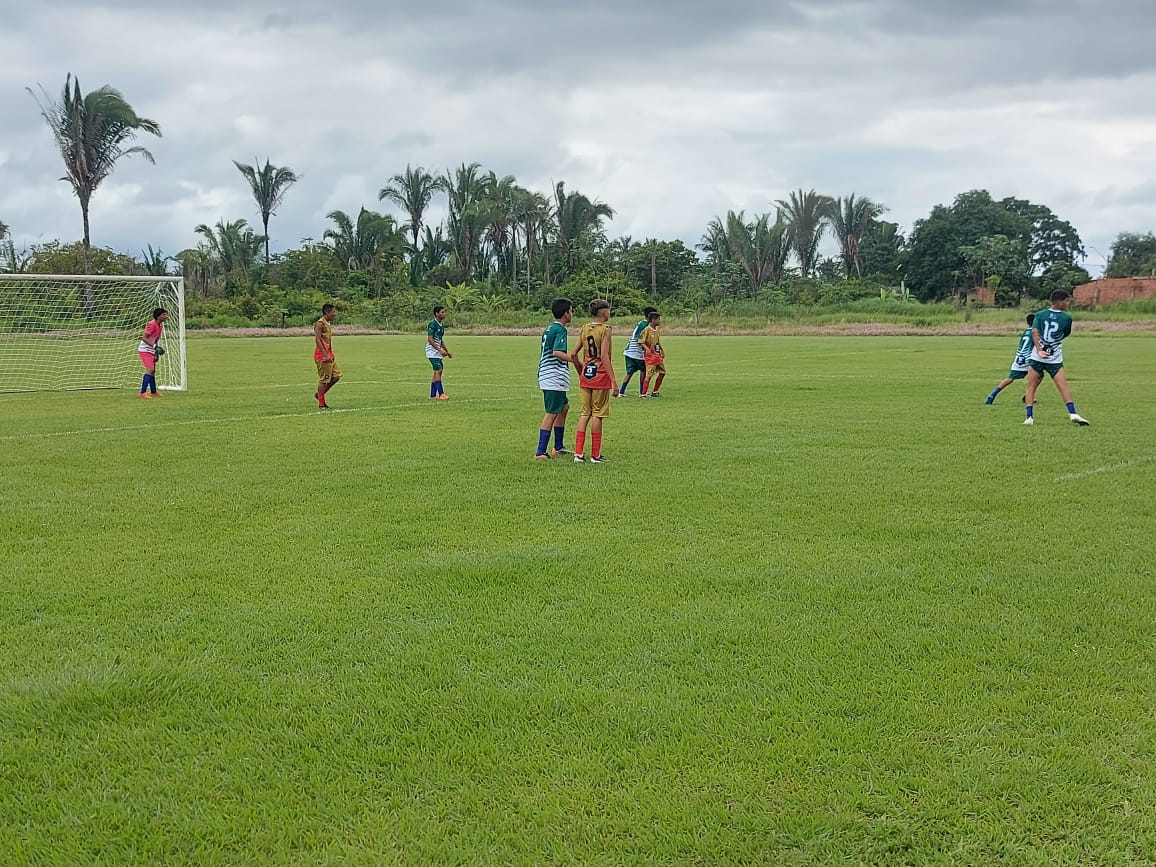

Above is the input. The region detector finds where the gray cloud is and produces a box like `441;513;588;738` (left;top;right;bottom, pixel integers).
1;0;1155;274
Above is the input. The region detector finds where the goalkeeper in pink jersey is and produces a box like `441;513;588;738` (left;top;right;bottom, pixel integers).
137;308;168;398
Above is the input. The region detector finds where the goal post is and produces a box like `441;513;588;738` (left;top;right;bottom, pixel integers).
0;274;186;393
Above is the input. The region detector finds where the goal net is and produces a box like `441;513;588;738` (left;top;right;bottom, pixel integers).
0;274;186;393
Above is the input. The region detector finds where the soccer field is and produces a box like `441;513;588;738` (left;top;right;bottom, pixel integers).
2;333;1154;865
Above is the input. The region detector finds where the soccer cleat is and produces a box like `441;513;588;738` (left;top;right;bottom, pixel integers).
984;394;995;405
533;453;551;460
651;392;661;398
573;454;585;463
612;392;621;398
437;394;450;400
551;447;572;457
1070;414;1090;426
138;392;152;399
590;455;609;463
1023;417;1034;425
639;393;650;399
319;403;331;410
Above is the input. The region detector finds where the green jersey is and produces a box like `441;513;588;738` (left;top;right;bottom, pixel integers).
425;319;446;359
1030;308;1073;365
538;321;570;390
1011;327;1033;371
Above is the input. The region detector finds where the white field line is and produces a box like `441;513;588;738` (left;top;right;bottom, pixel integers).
0;397;520;442
1054;455;1156;483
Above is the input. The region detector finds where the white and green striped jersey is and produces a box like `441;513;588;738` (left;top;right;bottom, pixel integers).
623;319;647;360
425;319;446;359
1030;308;1073;365
538;321;570;390
1011;328;1033;371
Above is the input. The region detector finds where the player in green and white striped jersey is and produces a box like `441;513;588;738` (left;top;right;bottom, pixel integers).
985;312;1036;404
616;306;657;397
535;298;576;459
1023;290;1090;426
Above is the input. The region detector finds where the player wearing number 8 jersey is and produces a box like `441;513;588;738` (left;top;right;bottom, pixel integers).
573;298;615;463
1023;290;1089;426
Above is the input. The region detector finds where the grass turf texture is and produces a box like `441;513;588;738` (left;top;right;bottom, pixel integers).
1;334;1153;865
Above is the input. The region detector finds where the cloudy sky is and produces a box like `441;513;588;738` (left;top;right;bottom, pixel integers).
2;0;1154;274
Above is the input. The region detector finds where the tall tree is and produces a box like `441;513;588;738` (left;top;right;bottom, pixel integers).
323;208;404;272
776;189;834;278
29;73;161;291
437;162;490;279
827;194;887;278
553;181;614;278
194;218;265;279
379;165;437;283
905;190;1032;301
1105;232;1156;277
0;219;8;239
724;210;790;295
233;158;299;268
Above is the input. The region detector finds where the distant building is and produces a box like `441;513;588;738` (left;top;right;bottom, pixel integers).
1073;277;1156;307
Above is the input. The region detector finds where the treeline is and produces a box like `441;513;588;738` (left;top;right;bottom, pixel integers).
5;75;1153;327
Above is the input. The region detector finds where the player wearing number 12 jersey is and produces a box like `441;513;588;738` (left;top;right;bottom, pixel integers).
573;298;615;463
1023;290;1090;426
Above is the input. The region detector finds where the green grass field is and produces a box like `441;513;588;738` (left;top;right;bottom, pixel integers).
2;333;1154;865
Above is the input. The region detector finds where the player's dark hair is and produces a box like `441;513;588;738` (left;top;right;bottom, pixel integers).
643;306;658;316
433;305;446;316
551;298;572;319
322;303;336;315
1050;289;1070;303
646;310;661;323
152;308;167;320
590;299;610;317
1025;313;1035;325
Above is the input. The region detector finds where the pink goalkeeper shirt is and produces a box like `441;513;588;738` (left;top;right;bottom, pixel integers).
138;319;163;353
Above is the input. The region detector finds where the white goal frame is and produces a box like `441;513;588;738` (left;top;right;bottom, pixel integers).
0;274;186;393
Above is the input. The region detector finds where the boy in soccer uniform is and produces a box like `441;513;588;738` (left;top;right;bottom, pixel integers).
639;310;665;398
617;306;657;397
573;299;615;463
985;313;1036;404
313;303;340;410
426;305;452;400
137;307;168;398
535;298;574;460
1023;290;1090;426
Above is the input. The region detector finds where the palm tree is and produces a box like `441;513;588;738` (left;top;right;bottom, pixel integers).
698;218;730;275
724;211;791;295
827;194;887;278
436;162;492;280
553;181;614;278
323;208;404;272
28;73;161;297
378;165;437;274
194;219;265;277
233;158;299;268
776;188;834;278
138;245;171;276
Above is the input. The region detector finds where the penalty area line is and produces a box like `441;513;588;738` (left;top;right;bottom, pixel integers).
1054;454;1156;483
0;396;520;442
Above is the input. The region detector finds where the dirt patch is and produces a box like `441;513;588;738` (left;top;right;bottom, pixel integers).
188;320;1156;338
